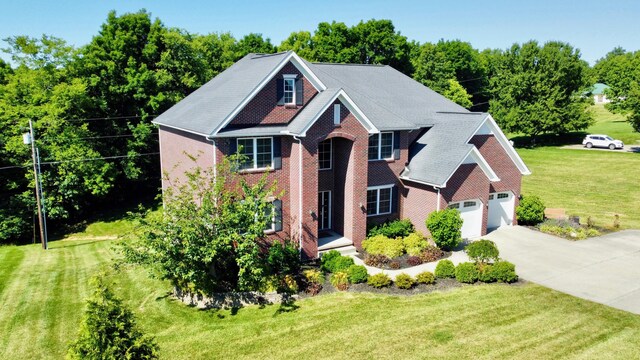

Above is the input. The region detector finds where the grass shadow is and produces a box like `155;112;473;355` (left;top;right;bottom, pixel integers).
47;239;108;250
273;296;300;316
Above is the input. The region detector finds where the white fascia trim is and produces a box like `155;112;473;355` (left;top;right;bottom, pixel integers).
297;89;378;137
399;175;444;189
469;147;500;182
156;123;209;137
210;51;327;138
468;115;532;176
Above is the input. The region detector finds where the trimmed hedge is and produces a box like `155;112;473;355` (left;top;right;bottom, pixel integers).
347;265;369;284
321;251;354;273
516;195;545;225
426;208;463;250
491;261;518;283
367;273;392;288
465;240;500;264
455;262;479;284
434;259;456;278
368;219;415;238
362;234;404;258
416;271;435;285
395;273;415;289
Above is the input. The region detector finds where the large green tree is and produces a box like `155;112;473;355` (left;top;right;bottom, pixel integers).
489;41;593;140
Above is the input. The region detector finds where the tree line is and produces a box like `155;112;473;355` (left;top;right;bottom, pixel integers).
0;10;634;244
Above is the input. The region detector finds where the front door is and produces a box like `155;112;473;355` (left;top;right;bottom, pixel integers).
318;191;331;231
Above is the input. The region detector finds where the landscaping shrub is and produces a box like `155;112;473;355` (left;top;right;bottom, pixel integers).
477;264;496;283
434;259;456;278
330;272;349;291
538;219;600;240
389;260;401;269
281;274;299;294
347;265;369;284
426;209;463;250
402;232;428;256
407;256;423;267
303;269;323;296
363;254;390;268
395;273;415;289
362;234;404;258
516;195;545;225
420;245;445;263
415;271;435;285
455;262;479;284
491;261;518;283
367;273;392;288
320;250;342;272
68;274;159;359
465;240;500;264
368;219;415;238
266;241;301;277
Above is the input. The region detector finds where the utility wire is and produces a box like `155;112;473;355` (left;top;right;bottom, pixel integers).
0;152;160;172
39;132;159;142
64;115;157;122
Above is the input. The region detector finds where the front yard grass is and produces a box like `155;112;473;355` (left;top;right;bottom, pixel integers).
1;238;639;359
588;104;640;146
518;147;640;229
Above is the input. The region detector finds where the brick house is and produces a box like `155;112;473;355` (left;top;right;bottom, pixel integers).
154;51;530;259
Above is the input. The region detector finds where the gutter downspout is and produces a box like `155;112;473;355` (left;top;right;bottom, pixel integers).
434;186;441;211
293;136;304;256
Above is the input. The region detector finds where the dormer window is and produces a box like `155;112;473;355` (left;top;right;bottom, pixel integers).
277;74;303;106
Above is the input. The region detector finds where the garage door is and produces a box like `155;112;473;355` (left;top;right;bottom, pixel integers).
488;192;515;230
448;199;483;239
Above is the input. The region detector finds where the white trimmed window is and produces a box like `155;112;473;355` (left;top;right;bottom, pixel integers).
283;74;297;104
318;139;332;170
334;104;341;125
237;137;273;170
368;132;393;160
367;185;393;216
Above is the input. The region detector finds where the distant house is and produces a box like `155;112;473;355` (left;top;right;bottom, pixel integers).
153;51;530;259
593;83;611;104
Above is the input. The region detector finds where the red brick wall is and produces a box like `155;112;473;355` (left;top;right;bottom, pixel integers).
403;181;439;234
440;163;491;235
229;62;318;126
159;126;213;191
469;135;523;224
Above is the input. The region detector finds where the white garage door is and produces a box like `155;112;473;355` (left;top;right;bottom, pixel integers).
488;192;515;229
448;199;483;239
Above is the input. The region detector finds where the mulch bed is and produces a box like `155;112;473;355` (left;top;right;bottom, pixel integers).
354;251;451;270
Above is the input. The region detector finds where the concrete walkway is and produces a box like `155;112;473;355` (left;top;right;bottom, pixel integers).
484;226;640;315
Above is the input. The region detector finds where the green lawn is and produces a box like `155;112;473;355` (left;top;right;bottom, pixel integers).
1;238;639;359
518;147;640;229
588;104;640;145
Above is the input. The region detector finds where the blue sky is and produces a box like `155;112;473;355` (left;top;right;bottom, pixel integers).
1;0;638;65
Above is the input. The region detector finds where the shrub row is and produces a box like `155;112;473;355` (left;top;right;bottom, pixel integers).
367;219;415;238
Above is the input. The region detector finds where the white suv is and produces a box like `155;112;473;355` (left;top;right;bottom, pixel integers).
582;134;624;150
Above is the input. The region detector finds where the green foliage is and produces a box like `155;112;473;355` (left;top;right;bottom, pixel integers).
443;79;473;108
330;271;349;291
538;219;600;240
321;251;354;273
489;41;594;140
420;245;445;263
402;232;428;256
67;273;158;359
491;261;518;283
426;209;463;250
367;273;392;288
455;262;480;284
347;265;369;284
516;195;546;225
434;259;456;279
320;250;342;272
266;241;301;292
362;234;405;258
416;271;436;285
368;219;415;238
477;264;496;283
394;273;416;289
465;240;500;264
303;269;324;285
120;155;278;294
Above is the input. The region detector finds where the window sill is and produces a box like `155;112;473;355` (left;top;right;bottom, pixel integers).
368;158;395;163
318;167;332;171
264;229;276;235
366;212;393;218
239;167;276;174
284;104;298;109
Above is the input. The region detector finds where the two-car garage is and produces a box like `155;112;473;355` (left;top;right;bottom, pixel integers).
448;191;515;239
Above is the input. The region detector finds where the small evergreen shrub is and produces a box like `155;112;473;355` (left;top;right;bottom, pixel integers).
362;234;404;258
331;256;355;273
368;219;415;238
367;273;392;288
465;240;500;264
477;264;496;283
420;245;445;263
347;265;369;284
455;262;479;284
426;208;463;250
403;232;428;256
434;259;456;278
516;195;545;225
415;271;435;285
389;260;401;269
320;250;342;272
363;254;390;267
407;256;423;267
330;271;350;291
67;274;159;359
395;273;415;289
491;261;518;283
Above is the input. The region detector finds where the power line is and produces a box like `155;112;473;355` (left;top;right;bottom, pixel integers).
39;132;159;142
64;115;157;122
0;152;160;172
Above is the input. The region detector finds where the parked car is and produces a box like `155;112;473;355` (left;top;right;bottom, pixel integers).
582;134;624;150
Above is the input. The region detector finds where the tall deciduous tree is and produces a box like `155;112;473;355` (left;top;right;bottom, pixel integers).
489;41;593;140
443;79;473;108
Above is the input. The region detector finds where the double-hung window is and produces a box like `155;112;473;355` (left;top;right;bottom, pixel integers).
237;137;273;170
283;75;296;104
368;132;393;160
366;185;393;216
318;139;332;170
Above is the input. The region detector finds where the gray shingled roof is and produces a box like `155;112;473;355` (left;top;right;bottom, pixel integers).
286;88;341;135
153;52;291;135
401;113;488;187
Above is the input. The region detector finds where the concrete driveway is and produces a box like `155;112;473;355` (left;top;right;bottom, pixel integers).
484;226;640;314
